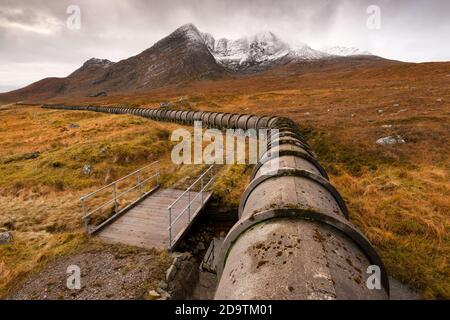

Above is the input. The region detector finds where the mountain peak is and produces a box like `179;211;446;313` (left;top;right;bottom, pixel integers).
69;57;114;77
203;30;331;70
252;30;278;42
165;25;373;71
0;23;381;102
82;58;113;67
178;23;199;31
170;23;204;43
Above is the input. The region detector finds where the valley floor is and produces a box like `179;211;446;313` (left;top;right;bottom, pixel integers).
1;62;449;299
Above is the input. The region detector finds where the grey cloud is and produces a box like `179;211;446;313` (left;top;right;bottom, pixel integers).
0;0;449;92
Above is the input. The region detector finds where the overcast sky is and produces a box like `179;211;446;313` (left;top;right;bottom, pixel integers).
1;0;449;92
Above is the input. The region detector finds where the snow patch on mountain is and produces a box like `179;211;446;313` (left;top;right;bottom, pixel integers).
69;57;114;77
83;58;114;67
290;42;330;60
171;24;373;71
321;46;372;56
172;23;206;44
202;31;303;71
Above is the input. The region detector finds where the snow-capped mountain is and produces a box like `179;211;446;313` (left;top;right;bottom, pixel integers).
321;46;372;57
0;23;378;101
202;31;293;71
290;42;331;60
198;27;371;71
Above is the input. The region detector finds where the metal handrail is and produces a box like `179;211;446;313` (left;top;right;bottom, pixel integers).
82;172;158;220
80;161;158;201
167;165;215;249
167;166;214;210
81;161;159;233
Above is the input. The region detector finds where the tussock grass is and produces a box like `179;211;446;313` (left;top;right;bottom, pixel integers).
307;132;450;299
213;165;252;207
0;106;180;297
334;166;450;299
1;62;449;300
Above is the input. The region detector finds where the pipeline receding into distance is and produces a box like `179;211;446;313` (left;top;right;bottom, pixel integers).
42;104;390;300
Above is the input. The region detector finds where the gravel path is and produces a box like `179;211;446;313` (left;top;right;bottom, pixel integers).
10;242;171;300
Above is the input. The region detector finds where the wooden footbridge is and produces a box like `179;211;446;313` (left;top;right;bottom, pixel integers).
80;162;214;250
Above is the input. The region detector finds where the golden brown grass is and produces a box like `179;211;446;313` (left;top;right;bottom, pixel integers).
103;61;448;299
0;106;184;297
1;61;450;298
333;166;450;299
213;165;252;207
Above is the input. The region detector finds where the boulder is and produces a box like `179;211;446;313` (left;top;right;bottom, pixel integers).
100;146;109;155
0;231;13;244
376;135;406;146
160;102;171;109
157;290;171;300
82;164;92;175
159;280;168;290
173;256;182;268
148;290;160;299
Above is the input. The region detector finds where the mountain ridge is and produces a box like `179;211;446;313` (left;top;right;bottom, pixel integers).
0;23;383;102
198;26;374;72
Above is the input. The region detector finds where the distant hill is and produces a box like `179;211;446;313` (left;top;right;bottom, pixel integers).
0;23;412;103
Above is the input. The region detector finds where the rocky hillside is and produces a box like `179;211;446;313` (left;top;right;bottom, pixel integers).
0;24;225;102
0;23;383;102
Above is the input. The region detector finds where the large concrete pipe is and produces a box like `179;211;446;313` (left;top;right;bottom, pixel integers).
214;113;225;128
214;118;389;299
42;104;389;300
193;111;203;122
246;115;259;130
221;113;233;128
180;111;189;123
175;110;183;122
187;111;195;123
251;147;329;181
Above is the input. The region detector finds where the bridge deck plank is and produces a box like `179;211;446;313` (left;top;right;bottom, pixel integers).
96;188;212;249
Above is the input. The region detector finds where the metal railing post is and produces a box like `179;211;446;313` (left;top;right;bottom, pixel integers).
166;165;215;249
81;198;89;233
201;175;204;204
138;170;142;196
113;182;118;213
188;190;191;222
168;207;172;249
83;217;89;234
155;161;159;185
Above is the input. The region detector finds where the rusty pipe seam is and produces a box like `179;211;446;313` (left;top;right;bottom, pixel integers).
237;169;349;220
251;150;330;181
